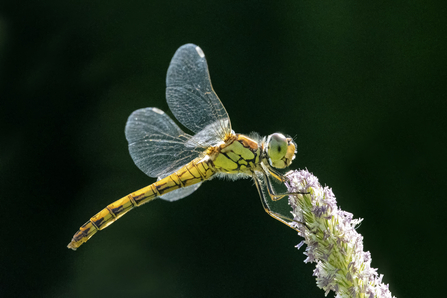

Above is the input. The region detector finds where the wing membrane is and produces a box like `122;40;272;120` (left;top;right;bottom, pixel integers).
125;107;205;178
185;119;230;148
166;44;231;140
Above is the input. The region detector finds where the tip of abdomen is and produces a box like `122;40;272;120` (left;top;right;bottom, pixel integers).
67;241;79;251
67;220;98;251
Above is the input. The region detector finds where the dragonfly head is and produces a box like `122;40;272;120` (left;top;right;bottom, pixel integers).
266;133;297;169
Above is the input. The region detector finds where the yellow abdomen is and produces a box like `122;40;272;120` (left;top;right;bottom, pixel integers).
67;158;214;250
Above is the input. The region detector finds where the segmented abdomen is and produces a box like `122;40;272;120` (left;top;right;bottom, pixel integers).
67;158;215;250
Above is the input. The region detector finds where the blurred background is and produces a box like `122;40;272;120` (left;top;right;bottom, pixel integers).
1;1;446;297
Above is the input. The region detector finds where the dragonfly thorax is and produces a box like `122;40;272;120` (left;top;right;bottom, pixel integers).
265;133;297;169
209;134;261;175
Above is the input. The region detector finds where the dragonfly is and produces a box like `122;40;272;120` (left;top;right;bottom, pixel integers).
68;43;301;250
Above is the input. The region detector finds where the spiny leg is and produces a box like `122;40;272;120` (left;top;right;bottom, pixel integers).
261;163;286;183
260;168;308;201
253;175;304;232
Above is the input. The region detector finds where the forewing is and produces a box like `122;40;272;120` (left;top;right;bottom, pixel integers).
166;44;231;140
184;119;229;148
125;107;205;178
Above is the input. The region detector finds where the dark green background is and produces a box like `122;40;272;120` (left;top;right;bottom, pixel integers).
1;1;446;297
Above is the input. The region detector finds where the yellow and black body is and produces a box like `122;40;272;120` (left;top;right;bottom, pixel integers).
68;43;299;250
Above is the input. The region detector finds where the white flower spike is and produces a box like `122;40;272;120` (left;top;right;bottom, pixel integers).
286;169;395;298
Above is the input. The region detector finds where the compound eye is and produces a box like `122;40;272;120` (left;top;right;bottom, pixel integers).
268;133;288;160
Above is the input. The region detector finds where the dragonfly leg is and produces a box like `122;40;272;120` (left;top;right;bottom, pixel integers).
260;169;308;201
263;164;288;183
253;175;306;233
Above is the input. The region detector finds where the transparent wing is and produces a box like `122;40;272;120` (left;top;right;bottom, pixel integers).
125;107;205;178
185;119;231;148
166;43;231;141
